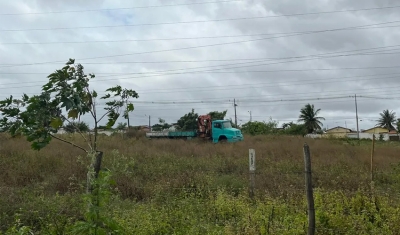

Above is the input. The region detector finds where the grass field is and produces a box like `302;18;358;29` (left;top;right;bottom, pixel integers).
1;133;400;234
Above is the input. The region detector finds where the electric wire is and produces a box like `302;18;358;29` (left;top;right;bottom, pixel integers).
2;19;400;68
2;45;400;93
1;2;398;16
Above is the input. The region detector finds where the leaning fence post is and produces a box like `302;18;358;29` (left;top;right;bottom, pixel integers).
303;143;315;235
371;134;375;191
249;148;256;199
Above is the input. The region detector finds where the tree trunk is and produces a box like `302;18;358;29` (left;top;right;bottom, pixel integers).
86;151;103;193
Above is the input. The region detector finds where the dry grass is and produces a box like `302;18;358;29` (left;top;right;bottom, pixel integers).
1;133;400;233
1;133;399;199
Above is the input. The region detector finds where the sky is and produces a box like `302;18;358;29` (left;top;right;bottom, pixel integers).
0;0;400;131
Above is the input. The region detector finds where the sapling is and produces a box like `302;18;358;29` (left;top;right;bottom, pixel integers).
0;58;138;234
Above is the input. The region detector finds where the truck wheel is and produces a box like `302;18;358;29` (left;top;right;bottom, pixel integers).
218;136;228;143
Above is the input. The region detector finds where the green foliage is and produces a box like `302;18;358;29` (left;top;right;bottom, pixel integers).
0;93;60;150
177;109;199;131
152;118;171;131
377;109;397;131
101;85;138;129
241;118;278;135
0;59;138;235
70;170;123;235
116;122;127;131
208;110;227;121
0;59;139;151
63;121;90;133
282;122;307;135
298;103;325;134
397;119;400;131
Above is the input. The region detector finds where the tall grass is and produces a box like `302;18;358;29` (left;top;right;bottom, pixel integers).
0;133;399;234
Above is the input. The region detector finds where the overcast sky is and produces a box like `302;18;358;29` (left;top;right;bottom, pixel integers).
1;0;400;130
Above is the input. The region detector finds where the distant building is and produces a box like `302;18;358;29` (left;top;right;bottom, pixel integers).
362;126;392;134
324;126;353;138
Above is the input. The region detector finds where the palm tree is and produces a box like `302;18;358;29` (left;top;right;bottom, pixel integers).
377;109;396;131
298;103;325;134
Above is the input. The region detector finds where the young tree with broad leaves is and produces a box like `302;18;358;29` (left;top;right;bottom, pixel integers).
0;58;138;187
0;59;139;233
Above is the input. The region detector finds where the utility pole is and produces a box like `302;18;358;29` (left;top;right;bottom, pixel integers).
248;111;252;122
125;100;130;130
234;99;238;127
355;94;360;139
148;115;151;131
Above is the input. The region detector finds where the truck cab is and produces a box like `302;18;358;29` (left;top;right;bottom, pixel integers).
211;120;244;143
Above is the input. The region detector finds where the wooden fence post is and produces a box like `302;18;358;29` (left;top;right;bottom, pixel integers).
371;134;375;190
303;143;315;235
249;148;256;199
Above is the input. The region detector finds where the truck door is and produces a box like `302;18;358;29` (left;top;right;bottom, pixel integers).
212;122;223;141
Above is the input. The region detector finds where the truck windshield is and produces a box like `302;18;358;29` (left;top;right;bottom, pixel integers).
222;122;232;128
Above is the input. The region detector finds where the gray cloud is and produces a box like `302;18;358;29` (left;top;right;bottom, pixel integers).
0;0;399;130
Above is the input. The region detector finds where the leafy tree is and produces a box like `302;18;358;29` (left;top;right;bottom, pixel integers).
208;110;227;120
120;91;138;130
282;122;307;136
377;109;396;131
0;59;138;233
241;118;278;135
116;122;127;132
177;109;199;131
397;119;400;132
152;118;171;131
98;125;115;130
298;103;325;134
63;121;90;133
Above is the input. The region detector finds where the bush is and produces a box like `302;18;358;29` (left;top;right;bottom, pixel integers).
63;121;90;133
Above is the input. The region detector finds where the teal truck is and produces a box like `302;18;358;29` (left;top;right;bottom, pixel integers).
145;114;244;143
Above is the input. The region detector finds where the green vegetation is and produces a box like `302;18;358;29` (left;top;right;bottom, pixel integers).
1;134;400;234
377;109;397;131
0;59;139;234
298;103;325;134
63;121;90;133
1;60;400;234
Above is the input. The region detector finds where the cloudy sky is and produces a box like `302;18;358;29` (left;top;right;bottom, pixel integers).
1;0;400;130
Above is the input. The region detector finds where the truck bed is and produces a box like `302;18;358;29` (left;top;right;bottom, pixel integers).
146;132;169;137
146;130;197;138
168;131;197;137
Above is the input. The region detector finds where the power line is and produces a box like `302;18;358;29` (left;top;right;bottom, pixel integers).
1;56;400;92
1;64;399;92
123;90;400;105
0;49;399;92
4;50;400;65
3;2;400;16
3;74;398;100
3;25;400;45
2;20;400;68
5;60;400;77
94;99;368;112
1;15;399;33
0;0;244;15
2;45;400;70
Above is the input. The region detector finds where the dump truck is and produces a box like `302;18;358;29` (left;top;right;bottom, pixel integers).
145;114;244;143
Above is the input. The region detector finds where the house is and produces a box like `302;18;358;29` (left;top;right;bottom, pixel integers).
362;126;391;134
137;125;150;132
324;126;352;138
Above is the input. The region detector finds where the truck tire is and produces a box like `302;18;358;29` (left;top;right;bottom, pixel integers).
218;136;227;143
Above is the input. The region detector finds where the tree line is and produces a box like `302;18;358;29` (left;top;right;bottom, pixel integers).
37;104;400;136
